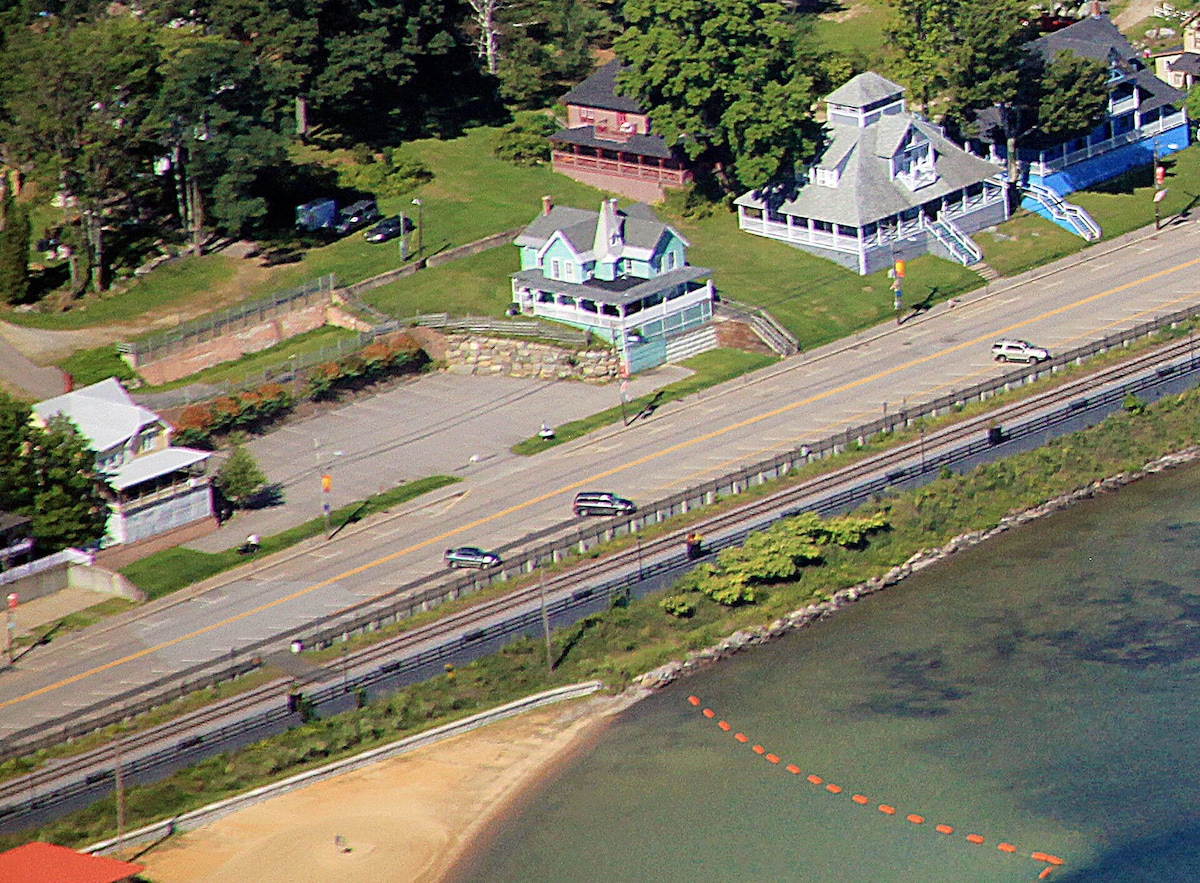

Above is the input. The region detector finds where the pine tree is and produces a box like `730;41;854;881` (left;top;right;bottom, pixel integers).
0;180;30;306
216;444;268;509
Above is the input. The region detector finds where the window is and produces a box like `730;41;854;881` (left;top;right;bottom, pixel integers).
814;167;838;187
602;303;620;317
538;291;555;303
139;429;159;453
580;299;598;314
579;107;595;122
550;259;561;279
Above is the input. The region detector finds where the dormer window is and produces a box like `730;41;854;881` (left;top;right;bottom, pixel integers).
814;167;839;187
892;138;935;190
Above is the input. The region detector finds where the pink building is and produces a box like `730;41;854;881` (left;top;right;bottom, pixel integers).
551;60;694;203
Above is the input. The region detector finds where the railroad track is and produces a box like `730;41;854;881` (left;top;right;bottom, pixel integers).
1;335;1196;820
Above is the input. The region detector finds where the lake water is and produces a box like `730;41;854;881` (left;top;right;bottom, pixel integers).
448;464;1200;883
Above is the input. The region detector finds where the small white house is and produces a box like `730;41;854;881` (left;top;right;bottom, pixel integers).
511;198;714;371
32;378;213;546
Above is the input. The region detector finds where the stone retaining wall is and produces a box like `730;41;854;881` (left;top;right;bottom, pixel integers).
631;445;1200;692
444;334;620;381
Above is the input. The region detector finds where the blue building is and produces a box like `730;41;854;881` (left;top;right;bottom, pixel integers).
964;13;1190;235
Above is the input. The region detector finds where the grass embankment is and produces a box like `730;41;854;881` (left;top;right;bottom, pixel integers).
120;475;460;600
12;364;1200;852
512;348;778;455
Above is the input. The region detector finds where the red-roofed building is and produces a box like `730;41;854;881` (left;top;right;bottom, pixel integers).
0;842;144;883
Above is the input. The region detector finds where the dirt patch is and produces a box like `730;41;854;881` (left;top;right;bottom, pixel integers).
0;241;298;365
714;318;776;356
820;0;871;23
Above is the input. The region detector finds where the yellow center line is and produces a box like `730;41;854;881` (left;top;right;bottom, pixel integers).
6;258;1200;713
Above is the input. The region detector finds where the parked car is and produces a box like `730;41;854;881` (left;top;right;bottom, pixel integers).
296;198;337;232
334;199;380;235
364;215;406;243
444;546;502;569
573;491;637;517
991;339;1050;363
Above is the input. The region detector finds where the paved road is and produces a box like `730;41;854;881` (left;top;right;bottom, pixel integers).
2;217;1199;739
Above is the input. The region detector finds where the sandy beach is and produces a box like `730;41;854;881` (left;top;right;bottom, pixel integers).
136;693;629;883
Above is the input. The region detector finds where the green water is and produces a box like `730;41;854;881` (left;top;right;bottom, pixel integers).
450;465;1200;883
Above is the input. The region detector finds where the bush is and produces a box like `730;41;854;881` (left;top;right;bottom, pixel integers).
659;595;696;618
493;113;558;167
336;149;433;198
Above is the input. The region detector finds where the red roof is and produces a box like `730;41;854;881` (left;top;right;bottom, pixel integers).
0;842;144;883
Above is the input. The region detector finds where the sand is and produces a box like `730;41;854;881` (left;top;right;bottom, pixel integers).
136;694;630;883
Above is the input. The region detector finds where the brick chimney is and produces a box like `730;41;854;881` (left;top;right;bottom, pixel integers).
542;195;553;216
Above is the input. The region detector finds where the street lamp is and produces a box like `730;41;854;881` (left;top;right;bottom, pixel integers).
411;198;423;256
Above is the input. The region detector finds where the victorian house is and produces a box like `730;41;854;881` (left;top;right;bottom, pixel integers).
735;72;1009;275
550;60;695;204
511;198;714;371
966;14;1189;197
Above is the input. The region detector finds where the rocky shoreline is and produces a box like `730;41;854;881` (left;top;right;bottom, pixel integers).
629;445;1200;693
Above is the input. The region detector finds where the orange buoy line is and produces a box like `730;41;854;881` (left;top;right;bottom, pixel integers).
687;696;1066;875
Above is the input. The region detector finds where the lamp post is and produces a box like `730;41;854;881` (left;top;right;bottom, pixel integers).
411;198;423;256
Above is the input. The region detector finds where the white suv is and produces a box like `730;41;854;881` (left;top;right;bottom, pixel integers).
992;339;1050;363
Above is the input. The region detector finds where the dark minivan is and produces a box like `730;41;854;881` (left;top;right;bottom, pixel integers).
573;491;637;517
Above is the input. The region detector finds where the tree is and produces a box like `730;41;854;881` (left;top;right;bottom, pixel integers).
941;0;1034;206
216;444;267;509
613;0;825;192
0;178;30;305
1034;50;1109;143
0;393;111;553
148;34;288;253
0;16;162;293
887;0;955;112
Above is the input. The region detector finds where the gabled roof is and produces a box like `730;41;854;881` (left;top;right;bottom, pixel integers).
33;378;161;453
1029;13;1138;66
560;60;645;114
825;71;905;108
0;842;143;883
736;110;1000;227
515;202;688;257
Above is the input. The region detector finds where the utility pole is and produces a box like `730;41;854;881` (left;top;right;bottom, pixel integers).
115;738;126;859
538;567;553;672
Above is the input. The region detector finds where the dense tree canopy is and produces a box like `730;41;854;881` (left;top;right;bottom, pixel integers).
614;0;829;192
0;392;111;553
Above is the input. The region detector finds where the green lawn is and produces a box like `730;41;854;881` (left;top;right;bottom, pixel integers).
6;253;238;330
270;128;612;291
364;245;519;319
976;211;1085;278
677;210;984;350
809;0;902;75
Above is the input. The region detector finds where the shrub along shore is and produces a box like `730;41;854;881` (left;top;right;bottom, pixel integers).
5;385;1200;852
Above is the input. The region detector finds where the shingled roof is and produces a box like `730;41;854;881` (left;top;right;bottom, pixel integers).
560;60;645;114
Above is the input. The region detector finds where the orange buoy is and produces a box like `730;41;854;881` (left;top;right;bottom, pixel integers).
702;708;715;718
807;774;823;785
826;784;843;794
752;744;766;755
786;764;801;775
1045;856;1064;866
935;824;954;835
718;721;731;731
906;814;924;825
734;733;749;743
1039;868;1053;880
687;696;701;706
852;794;869;805
766;754;781;764
1031;852;1050;863
966;834;985;845
998;842;1016;854
879;804;896;815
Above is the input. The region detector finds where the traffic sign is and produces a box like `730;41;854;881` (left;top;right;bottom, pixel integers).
6;593;17;610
